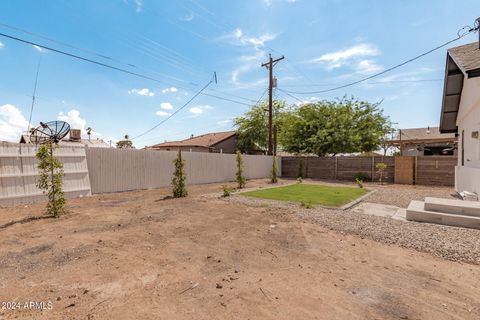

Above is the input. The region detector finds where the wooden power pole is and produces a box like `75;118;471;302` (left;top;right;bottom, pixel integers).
262;54;284;155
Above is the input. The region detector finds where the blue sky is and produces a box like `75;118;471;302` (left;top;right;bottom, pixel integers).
0;0;479;147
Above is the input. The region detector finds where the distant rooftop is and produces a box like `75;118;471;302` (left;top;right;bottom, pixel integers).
390;127;456;143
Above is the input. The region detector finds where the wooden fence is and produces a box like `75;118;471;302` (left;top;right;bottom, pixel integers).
85;148;280;194
282;156;456;186
0;142;91;207
415;156;457;186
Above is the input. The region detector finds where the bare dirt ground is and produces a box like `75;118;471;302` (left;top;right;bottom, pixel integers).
0;180;479;319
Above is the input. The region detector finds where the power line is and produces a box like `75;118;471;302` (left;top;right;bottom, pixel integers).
0;31;257;107
131;75;215;140
283;25;479;95
280;78;443;87
276;88;303;103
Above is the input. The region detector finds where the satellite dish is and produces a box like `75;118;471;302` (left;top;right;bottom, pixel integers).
29;121;71;144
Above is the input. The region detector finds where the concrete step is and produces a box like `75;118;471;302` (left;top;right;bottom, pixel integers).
424;197;480;218
406;200;480;230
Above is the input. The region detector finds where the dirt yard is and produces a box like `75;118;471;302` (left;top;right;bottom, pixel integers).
0;180;479;319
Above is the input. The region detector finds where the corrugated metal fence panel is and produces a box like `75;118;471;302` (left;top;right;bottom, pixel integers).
85;148;279;194
0;142;91;207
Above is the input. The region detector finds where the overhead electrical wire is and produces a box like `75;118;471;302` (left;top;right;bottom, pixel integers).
276;88;303;103
131;75;215;140
282;25;479;95
280;78;443;87
0;30;257;107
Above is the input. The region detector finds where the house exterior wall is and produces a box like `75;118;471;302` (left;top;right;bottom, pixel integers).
456;76;480;194
212;135;238;153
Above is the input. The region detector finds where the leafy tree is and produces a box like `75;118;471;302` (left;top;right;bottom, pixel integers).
36;143;66;218
234;99;287;153
116;134;134;149
271;156;278;183
280;97;392;156
235;150;246;188
172;150;187;197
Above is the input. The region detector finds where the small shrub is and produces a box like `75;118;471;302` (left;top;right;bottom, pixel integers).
270;156;278;184
172;150;187;198
222;185;235;197
375;162;388;184
355;177;364;188
36;143;66;218
297;158;304;179
236;150;246;189
300;200;313;209
353;172;369;182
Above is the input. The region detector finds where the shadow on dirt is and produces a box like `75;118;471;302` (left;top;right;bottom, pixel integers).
0;215;53;230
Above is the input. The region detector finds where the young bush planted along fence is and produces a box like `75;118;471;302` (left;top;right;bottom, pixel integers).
236;150;246;189
36;143;66;218
271;156;278;183
172;150;188;198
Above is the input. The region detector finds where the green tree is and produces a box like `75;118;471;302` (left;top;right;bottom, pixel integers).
116;134;134;149
280;97;392;156
235;150;246;189
234;99;287;153
172;150;188;197
271;156;278;183
36;143;66;218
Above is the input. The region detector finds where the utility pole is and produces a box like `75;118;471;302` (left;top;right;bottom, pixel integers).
262;54;284;155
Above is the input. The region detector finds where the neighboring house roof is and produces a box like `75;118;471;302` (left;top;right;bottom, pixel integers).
439;42;480;133
387;127;456;144
148;131;236;149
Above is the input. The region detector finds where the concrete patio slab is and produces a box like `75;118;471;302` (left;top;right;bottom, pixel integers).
352;202;406;221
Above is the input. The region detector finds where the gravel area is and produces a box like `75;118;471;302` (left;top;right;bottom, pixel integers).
226;185;480;264
362;183;456;208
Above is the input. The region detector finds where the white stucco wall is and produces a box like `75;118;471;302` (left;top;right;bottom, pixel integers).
456;76;480;194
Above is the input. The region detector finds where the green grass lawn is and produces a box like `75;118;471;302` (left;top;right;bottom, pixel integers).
242;183;367;207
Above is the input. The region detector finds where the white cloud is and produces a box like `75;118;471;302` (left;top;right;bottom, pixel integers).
161;87;178;94
0;42;4;49
58;109;87;131
189;107;204;115
223;28;276;49
355;59;384;75
135;0;142;12
230;51;266;85
0;104;30;142
57;109;101;138
189;105;212;116
128;88;155;97
217;119;232;127
180;11;194;21
155;110;171;117
32;45;44;52
311;43;380;70
160;102;174;110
